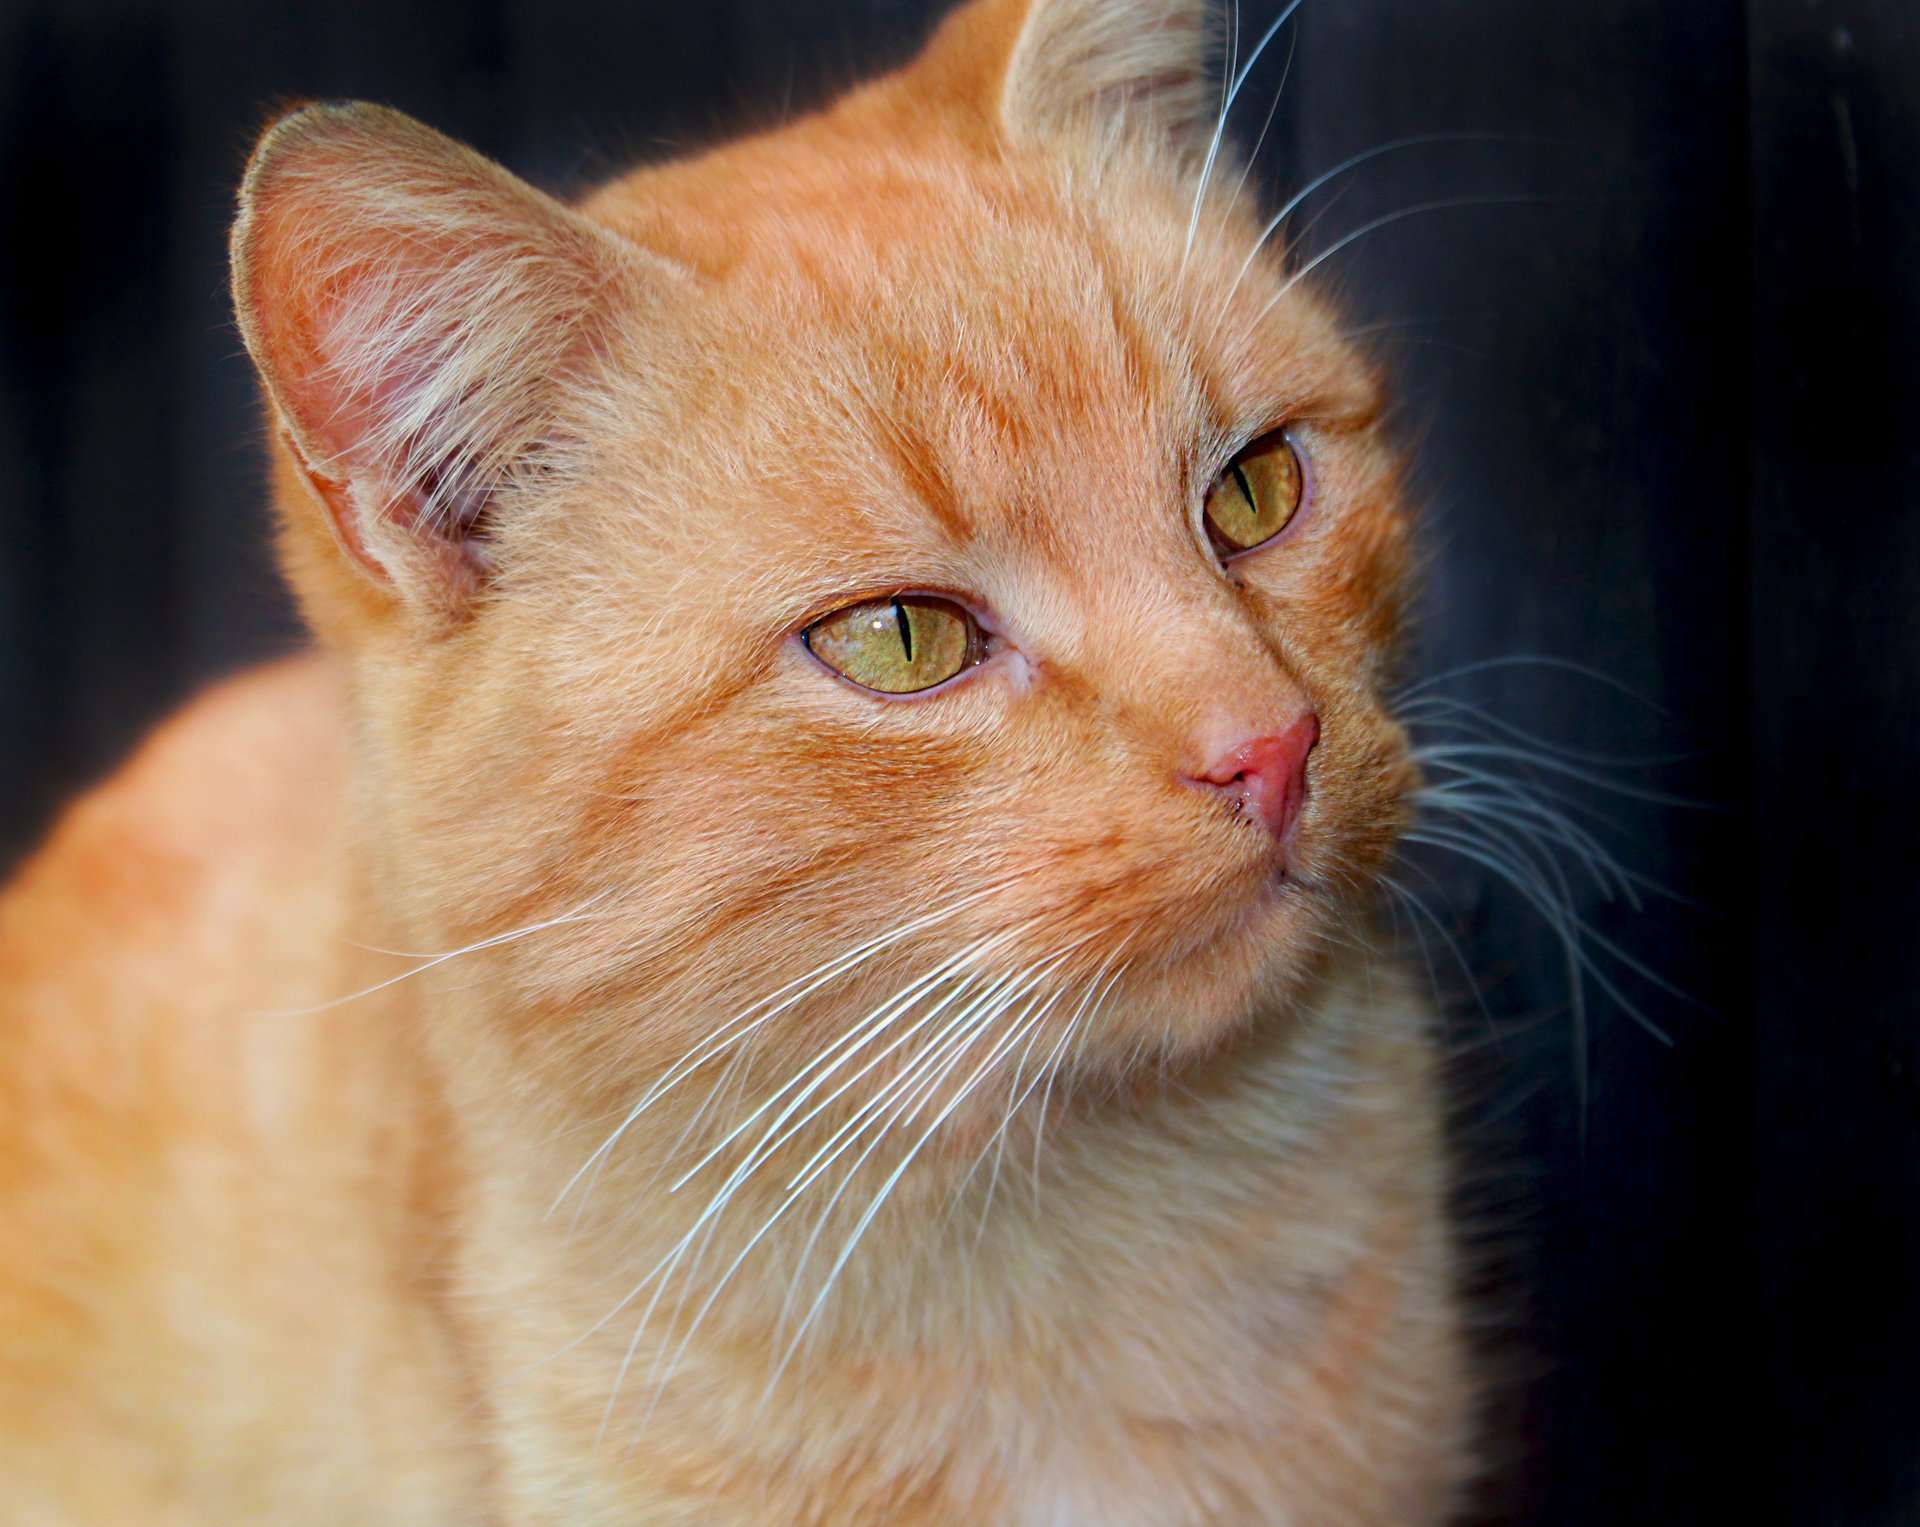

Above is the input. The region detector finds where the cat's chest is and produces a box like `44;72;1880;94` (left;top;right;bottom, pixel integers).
921;1244;1418;1523
931;1328;1307;1526
1002;1447;1234;1527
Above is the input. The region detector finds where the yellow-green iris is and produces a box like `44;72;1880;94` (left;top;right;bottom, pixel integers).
1204;436;1304;554
804;594;980;694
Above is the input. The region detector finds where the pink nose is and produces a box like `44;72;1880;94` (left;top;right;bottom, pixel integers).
1189;714;1321;841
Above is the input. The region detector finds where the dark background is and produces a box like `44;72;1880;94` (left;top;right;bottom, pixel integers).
0;1;1914;1521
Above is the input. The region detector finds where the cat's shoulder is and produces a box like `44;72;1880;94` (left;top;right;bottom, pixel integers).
0;651;355;1052
0;655;488;1524
1;653;345;929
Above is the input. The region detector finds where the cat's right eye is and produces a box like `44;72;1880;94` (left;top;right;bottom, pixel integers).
803;594;984;695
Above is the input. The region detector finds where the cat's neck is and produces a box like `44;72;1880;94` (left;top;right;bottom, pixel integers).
389;937;1447;1516
407;938;1427;1360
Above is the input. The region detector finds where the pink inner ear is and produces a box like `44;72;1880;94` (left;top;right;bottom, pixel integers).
305;269;465;519
234;104;640;605
278;228;590;597
262;271;503;595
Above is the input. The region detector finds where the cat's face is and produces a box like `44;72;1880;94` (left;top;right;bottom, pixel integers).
235;0;1414;1120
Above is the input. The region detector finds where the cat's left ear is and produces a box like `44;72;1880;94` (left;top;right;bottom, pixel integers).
232;102;677;622
925;0;1218;159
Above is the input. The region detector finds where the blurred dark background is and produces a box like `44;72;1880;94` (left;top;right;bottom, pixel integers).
0;0;1914;1521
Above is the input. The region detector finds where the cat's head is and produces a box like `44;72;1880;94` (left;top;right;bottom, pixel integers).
232;0;1414;1117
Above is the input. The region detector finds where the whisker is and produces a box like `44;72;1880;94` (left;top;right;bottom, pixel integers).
667;926;1025;1196
594;964;999;1446
1029;940;1136;1205
602;942;1082;1439
1377;868;1504;1048
775;965;1038;1204
246;891;617;1018
763;968;1062;1400
1212;22;1297;239
1393;653;1667;709
946;981;1077;1243
1411;741;1710;809
1223;132;1550;314
1398;692;1689;768
1416;752;1629;831
1402;824;1684;1042
1183;0;1309;263
1413;782;1644;908
612;968;1021;1389
690;965;1054;1412
763;947;1097;1335
1258;192;1591;322
548;883;1010;1217
776;972;1065;1347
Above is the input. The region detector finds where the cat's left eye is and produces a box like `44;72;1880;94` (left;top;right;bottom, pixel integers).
1203;434;1306;557
803;594;984;695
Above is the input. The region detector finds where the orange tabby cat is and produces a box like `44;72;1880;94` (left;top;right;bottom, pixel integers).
0;0;1471;1520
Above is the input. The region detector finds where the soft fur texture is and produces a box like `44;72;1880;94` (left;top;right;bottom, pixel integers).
0;0;1471;1521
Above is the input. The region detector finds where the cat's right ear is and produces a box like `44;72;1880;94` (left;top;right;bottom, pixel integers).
231;103;673;622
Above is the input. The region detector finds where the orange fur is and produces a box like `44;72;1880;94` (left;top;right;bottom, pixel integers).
0;1;1471;1520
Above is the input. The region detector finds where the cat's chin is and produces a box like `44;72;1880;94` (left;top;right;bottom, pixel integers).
1073;868;1342;1074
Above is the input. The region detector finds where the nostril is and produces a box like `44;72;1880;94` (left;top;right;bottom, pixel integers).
1187;713;1321;841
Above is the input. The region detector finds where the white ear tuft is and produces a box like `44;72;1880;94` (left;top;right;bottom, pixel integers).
231;103;657;615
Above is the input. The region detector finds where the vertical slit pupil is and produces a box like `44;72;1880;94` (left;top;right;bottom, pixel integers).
892;597;913;661
1231;463;1256;516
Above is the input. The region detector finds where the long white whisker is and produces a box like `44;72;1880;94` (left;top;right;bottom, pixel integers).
1258;193;1586;322
968;985;1070;1240
937;978;1077;1239
1377;867;1502;1044
764;973;1060;1398
247;892;617;1019
946;936;1138;1230
768;946;1096;1302
764;968;1058;1348
1418;775;1704;911
593;1234;694;1452
671;961;1060;1417
1183;0;1308;262
1223;133;1544;316
605;942;1078;1437
548;885;1007;1216
1393;653;1665;707
599;957;1008;1444
1398;692;1687;767
1403;824;1684;1041
667;926;1024;1196
1414;781;1643;908
774;961;1046;1199
1213;22;1296;237
1033;945;1137;1205
1413;740;1671;833
1412;741;1707;808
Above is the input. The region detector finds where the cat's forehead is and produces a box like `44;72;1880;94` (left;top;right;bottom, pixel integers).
581;122;1367;563
588;112;1087;277
584;112;1356;399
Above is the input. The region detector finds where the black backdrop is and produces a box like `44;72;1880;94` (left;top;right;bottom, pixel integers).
1;2;1915;1522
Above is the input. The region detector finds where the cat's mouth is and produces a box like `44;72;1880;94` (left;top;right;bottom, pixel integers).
1078;851;1329;1039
